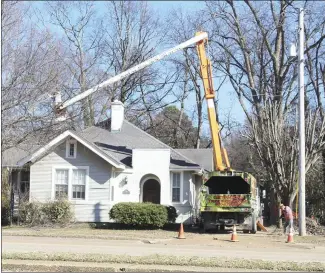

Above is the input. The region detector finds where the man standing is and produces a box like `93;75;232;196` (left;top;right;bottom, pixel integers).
280;204;294;233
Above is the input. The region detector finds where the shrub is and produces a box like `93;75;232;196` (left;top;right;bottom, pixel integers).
41;198;74;225
1;169;11;226
1;204;10;226
18;198;74;227
109;202;168;228
19;201;43;225
165;205;178;223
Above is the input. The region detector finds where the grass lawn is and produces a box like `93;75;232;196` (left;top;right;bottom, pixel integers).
3;252;325;272
2;224;190;240
2;224;325;247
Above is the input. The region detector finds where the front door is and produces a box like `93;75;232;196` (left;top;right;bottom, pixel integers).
142;179;160;204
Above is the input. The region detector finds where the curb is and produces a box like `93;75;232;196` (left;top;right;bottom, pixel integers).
1;260;279;272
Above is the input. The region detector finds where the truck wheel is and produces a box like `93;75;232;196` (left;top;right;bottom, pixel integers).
251;214;257;234
203;222;210;233
200;225;205;233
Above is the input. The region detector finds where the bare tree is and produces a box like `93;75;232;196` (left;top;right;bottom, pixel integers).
164;7;239;149
46;1;105;128
147;105;198;148
204;0;325;210
102;1;179;127
1;1;68;151
306;158;325;224
164;8;205;148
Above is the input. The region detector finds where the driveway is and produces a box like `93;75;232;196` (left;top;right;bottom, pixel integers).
3;235;325;263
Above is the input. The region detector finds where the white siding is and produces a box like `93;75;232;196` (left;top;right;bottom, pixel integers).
29;140;203;223
73;203;112;222
171;171;201;224
30;140;112;222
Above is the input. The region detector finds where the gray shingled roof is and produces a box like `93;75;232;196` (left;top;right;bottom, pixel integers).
2;144;41;167
80;119;201;170
2;118;202;170
175;148;213;171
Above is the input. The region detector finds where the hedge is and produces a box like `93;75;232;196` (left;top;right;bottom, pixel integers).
109;202;177;228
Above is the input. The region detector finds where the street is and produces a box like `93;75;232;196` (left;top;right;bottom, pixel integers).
3;235;325;263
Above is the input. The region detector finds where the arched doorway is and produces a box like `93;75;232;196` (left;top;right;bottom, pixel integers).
142;179;160;204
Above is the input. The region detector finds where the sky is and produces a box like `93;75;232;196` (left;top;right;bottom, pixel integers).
29;1;246;133
149;1;246;127
145;1;246;128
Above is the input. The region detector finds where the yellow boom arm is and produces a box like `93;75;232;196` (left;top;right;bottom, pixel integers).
195;32;230;171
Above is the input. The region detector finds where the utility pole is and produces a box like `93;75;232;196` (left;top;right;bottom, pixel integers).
298;7;306;236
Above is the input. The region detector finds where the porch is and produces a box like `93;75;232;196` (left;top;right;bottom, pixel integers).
5;168;30;216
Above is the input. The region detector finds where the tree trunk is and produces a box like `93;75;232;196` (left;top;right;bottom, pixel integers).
195;97;203;149
269;188;277;225
277;193;283;229
173;103;184;148
289;190;297;210
323;149;325;186
9;169;14;226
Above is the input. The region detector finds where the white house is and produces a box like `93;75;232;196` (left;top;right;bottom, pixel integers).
2;100;213;224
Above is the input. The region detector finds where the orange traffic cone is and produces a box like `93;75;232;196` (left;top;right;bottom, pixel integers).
177;223;185;239
230;225;239;242
286;228;294;243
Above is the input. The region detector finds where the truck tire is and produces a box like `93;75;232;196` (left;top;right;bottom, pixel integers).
251;214;257;234
203;222;210;233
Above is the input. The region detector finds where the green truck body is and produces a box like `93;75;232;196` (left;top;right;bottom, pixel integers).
199;170;261;232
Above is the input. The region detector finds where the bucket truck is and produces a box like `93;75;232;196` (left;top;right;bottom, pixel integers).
195;32;261;233
54;31;261;234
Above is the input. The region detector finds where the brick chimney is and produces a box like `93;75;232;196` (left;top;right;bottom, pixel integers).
110;99;124;132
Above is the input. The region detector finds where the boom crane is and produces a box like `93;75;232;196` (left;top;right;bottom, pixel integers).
54;32;208;116
54;31;230;173
53;31;261;233
195;32;231;172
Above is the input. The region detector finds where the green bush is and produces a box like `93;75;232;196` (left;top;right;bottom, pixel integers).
1;169;11;226
41;198;74;225
109;202;168;228
1;204;10;226
19;201;43;225
165;205;178;223
18;198;74;227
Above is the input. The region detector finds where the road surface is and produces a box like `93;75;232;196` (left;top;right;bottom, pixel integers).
3;235;325;263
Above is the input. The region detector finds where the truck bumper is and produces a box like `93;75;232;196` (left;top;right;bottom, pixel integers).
201;211;250;230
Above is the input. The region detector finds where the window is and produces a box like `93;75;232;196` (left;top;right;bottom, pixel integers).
172;172;181;202
20;170;30;194
72;169;86;200
69;143;75;157
55;169;69;199
66;139;77;158
53;166;88;201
